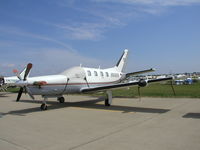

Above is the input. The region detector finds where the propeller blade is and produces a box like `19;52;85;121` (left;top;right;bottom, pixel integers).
24;87;27;94
16;87;23;101
23;63;32;81
13;69;22;80
27;92;35;100
25;87;35;100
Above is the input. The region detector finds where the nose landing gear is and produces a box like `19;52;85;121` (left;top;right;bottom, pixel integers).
41;97;48;110
41;103;47;110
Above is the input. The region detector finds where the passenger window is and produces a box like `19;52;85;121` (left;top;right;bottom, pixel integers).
87;70;91;76
100;71;104;77
94;71;98;76
106;72;109;77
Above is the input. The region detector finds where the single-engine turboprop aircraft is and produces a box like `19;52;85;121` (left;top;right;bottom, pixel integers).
3;49;172;110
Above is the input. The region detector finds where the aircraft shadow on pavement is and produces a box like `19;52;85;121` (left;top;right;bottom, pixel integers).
182;113;200;119
0;98;170;117
0;94;9;97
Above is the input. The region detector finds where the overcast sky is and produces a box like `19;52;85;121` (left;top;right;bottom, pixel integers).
0;0;200;76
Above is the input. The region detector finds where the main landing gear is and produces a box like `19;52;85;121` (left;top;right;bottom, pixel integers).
40;96;65;111
105;91;112;106
57;97;65;103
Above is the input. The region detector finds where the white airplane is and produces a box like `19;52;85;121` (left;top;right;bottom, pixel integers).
0;68;27;91
1;49;172;110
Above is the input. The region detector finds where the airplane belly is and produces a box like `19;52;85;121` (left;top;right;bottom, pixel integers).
63;85;83;94
29;85;65;95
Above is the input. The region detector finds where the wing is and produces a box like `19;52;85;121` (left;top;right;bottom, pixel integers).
80;77;172;93
125;68;155;78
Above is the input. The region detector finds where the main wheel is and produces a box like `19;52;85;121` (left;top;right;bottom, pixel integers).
41;103;47;110
58;97;65;103
105;98;110;106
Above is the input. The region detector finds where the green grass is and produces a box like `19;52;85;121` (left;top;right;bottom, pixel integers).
90;83;200;98
3;83;200;98
6;87;20;93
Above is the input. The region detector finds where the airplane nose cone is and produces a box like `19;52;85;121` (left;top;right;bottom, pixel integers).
15;80;28;87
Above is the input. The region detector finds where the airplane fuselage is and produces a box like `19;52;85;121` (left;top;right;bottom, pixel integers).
26;66;125;96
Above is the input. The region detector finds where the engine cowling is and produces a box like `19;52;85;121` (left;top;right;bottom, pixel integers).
138;79;148;87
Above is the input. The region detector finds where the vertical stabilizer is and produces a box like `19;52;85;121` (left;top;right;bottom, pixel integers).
115;49;129;72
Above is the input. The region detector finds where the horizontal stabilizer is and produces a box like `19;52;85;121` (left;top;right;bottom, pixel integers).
126;68;155;78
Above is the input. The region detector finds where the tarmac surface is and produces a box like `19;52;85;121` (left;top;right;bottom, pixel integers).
0;93;200;150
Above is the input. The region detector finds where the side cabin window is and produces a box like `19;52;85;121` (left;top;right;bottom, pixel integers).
87;70;91;76
105;72;109;77
100;71;104;77
94;71;98;76
111;73;119;78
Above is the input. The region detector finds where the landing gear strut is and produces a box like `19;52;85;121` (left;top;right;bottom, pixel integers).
57;97;65;103
105;90;112;106
105;98;110;106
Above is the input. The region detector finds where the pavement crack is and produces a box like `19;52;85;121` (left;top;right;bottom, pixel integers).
68;115;159;150
0;137;30;150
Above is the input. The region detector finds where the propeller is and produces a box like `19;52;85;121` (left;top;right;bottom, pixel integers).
16;87;23;101
23;63;32;80
13;69;22;80
16;63;34;102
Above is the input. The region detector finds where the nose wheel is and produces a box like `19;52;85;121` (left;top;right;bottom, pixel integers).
41;103;47;110
41;97;48;110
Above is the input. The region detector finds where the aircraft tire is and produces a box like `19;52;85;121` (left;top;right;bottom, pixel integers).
105;98;110;106
58;97;65;103
41;103;47;110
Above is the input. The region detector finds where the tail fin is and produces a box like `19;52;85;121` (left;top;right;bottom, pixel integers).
115;49;129;72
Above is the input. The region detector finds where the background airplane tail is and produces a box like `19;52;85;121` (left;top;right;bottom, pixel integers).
115;49;129;72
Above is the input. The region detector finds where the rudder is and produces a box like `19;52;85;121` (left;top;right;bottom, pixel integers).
115;49;129;72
